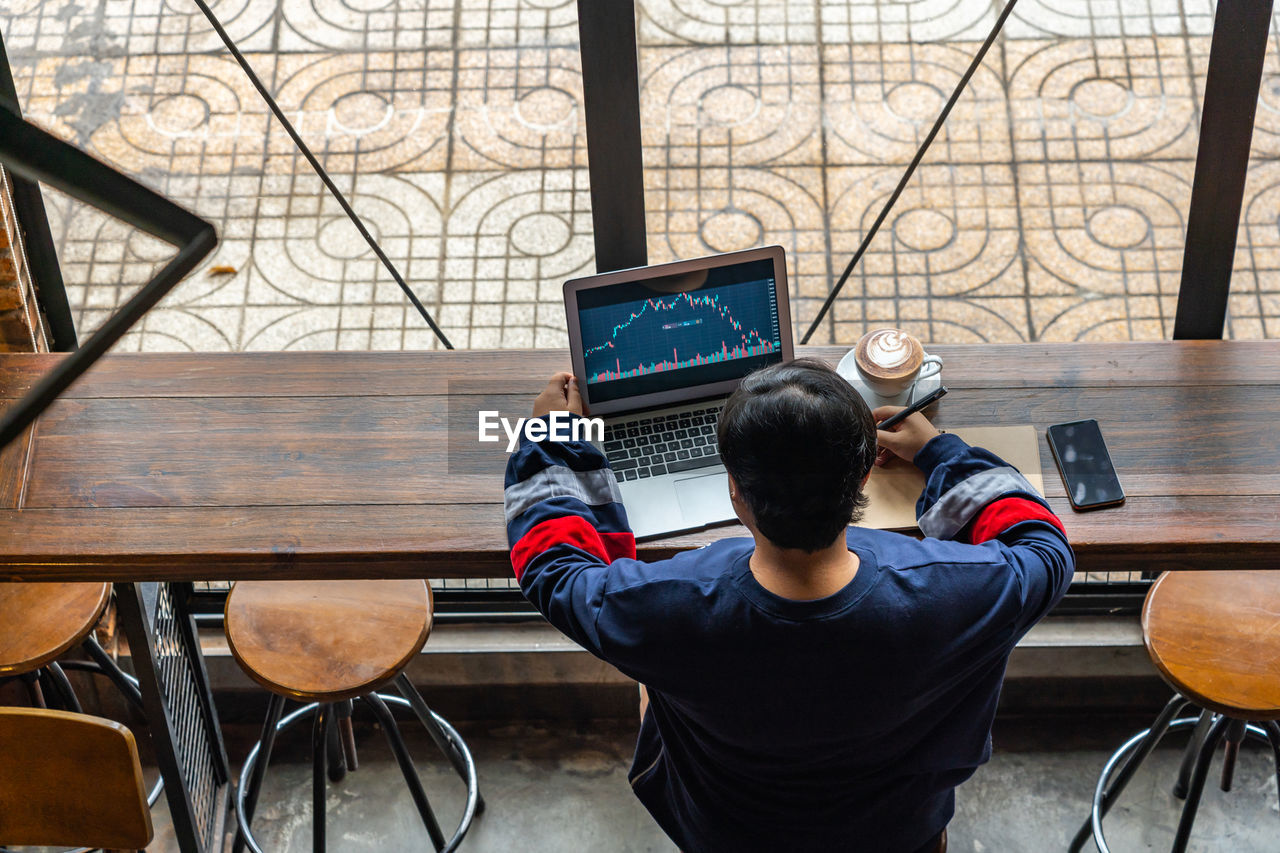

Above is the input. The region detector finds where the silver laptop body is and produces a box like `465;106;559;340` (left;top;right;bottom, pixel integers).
564;246;794;539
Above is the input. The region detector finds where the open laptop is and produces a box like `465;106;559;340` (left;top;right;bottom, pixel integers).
564;245;794;539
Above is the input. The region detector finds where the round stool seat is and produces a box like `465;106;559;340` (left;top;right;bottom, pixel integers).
226;580;432;702
1143;570;1280;720
0;583;110;676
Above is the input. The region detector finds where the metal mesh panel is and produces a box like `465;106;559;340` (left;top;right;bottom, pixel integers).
198;578;522;592
153;584;222;850
434;577;520;591
1073;571;1149;585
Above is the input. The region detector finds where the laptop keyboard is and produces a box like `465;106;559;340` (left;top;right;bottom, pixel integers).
602;405;724;482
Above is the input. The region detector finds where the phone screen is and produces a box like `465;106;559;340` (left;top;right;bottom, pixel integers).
1046;419;1125;510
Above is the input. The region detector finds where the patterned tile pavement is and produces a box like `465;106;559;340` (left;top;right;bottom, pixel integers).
2;0;1279;353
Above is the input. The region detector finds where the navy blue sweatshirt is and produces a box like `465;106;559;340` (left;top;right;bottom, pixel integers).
504;422;1074;852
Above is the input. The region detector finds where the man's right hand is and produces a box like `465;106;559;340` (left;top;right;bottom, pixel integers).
532;372;585;418
872;406;940;467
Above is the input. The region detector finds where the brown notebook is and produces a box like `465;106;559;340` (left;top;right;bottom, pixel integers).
859;425;1045;531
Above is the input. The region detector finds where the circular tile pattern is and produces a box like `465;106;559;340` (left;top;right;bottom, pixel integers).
318;216;376;259
524;0;574;8
885;81;947;123
149;94;209;135
342;0;395;11
331;91;392;135
894;208;956;252
700;84;760;128
1070;78;1131;120
699;209;763;253
1087;205;1150;249
510;213;573;257
515;87;577;131
126;229;179;263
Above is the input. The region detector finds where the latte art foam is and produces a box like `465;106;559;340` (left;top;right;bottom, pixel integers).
854;328;925;382
863;330;913;369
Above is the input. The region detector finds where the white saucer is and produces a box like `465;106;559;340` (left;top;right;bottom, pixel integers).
836;347;943;409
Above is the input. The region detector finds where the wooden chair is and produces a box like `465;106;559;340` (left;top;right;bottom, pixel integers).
1070;570;1280;853
0;706;153;851
225;579;482;852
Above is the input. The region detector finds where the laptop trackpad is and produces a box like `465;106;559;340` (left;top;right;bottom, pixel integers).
674;471;734;523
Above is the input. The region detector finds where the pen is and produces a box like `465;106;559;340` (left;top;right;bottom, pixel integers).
875;386;948;431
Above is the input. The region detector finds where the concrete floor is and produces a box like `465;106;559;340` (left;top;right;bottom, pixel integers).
161;716;1280;852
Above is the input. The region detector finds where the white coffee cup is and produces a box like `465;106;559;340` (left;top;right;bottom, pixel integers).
853;329;943;398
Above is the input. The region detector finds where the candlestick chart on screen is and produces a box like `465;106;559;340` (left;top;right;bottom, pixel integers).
581;280;781;384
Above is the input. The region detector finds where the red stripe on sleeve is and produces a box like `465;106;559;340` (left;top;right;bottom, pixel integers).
510;515;635;580
969;497;1066;544
600;530;637;562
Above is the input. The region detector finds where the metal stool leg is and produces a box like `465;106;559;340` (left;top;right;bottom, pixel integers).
1173;709;1214;799
81;635;145;710
233;693;286;853
235;695;477;853
364;692;447;851
327;700;349;784
394;673;486;813
1171;714;1230;853
19;670;45;707
337;698;358;773
1218;718;1247;792
312;704;331;853
1069;694;1187;853
42;662;82;713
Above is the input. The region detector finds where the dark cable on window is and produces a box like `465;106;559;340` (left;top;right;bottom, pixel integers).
801;0;1022;345
189;0;454;350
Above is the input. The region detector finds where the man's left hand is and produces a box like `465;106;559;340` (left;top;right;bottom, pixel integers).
533;372;585;418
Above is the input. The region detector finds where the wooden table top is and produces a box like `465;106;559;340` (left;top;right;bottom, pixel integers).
1;342;1277;582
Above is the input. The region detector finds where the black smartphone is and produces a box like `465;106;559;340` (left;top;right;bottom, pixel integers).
1046;419;1125;511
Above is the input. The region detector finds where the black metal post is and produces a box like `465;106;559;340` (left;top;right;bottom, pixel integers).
172;581;231;786
0;30;77;351
577;0;648;273
115;582;208;853
1174;0;1275;339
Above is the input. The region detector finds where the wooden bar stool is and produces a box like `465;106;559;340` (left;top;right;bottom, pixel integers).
0;582;150;720
225;579;482;853
0;706;153;851
1070;570;1280;853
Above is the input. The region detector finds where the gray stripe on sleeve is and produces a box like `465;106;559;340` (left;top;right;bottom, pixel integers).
917;466;1039;540
504;465;623;524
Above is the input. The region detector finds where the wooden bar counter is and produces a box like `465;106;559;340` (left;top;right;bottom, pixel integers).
2;341;1278;582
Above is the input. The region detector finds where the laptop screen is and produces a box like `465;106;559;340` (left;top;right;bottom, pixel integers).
574;257;785;405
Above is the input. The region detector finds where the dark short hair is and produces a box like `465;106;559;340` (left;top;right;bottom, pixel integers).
717;358;878;552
